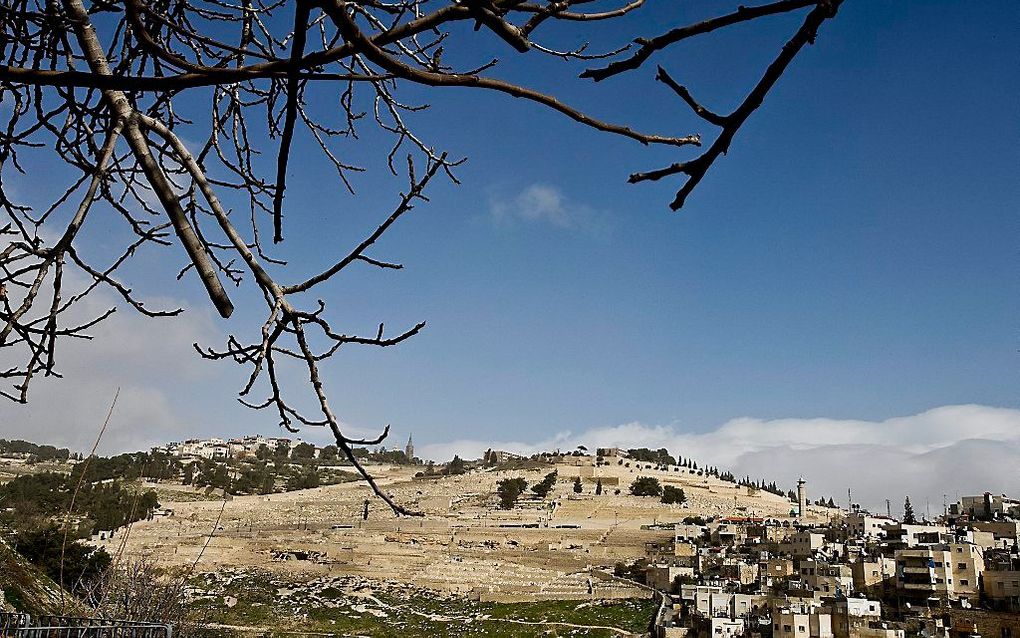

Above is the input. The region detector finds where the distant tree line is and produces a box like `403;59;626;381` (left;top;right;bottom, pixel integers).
71;451;181;483
0;471;159;535
0;438;71;461
182;456;357;495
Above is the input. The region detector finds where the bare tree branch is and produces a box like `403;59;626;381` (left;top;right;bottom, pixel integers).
1;0;844;513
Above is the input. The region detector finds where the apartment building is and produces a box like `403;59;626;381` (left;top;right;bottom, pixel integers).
894;543;984;603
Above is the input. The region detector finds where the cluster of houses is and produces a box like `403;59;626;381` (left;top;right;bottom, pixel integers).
648;493;1020;638
154;434;417;463
155;435;303;460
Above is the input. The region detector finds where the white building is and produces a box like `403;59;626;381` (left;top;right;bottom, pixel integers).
774;605;834;638
846;513;891;539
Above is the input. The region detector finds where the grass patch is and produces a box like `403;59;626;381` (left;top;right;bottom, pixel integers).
187;571;655;637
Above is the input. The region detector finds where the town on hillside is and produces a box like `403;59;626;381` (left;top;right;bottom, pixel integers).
3;438;1017;637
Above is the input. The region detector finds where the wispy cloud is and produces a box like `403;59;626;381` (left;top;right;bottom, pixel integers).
489;184;610;236
418;405;1020;514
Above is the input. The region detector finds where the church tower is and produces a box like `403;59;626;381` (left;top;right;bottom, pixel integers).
405;434;414;462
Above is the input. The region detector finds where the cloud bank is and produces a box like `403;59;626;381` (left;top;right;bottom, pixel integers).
0;282;221;455
418;405;1020;515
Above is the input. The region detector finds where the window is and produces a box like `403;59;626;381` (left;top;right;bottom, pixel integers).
961;579;969;586
958;563;966;569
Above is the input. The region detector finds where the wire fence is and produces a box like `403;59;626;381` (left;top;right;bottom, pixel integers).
0;613;171;638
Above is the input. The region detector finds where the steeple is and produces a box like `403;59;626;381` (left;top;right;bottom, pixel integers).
405;434;414;462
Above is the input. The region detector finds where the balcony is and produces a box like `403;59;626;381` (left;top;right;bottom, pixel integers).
900;566;934;575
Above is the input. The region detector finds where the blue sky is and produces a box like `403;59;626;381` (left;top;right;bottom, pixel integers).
3;1;1019;508
267;0;1018;440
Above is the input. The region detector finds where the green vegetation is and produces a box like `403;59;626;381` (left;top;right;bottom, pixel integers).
285;466;320;491
0;439;71;461
734;476;791;498
627;447;676;466
530;471;557;498
0;536;85;615
572;477;583;494
181;456;359;496
446;455;467;475
903;496;917;524
190;571;657;638
660;485;686;505
10;526;111;595
352;446;414;465
0;471;159;535
629;476;662;497
72;451;181;482
496;477;528;509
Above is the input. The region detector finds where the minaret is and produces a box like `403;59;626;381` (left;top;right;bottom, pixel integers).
405;434;414;462
797;478;807;519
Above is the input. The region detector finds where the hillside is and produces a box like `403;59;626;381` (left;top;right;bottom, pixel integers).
0;536;81;615
97;458;835;601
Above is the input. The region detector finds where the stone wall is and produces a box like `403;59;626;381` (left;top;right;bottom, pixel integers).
946;608;1020;638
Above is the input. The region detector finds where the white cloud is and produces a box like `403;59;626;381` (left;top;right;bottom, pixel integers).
489;184;610;235
0;278;222;455
0;270;404;455
418;405;1020;515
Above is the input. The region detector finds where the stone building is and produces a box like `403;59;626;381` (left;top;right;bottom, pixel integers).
893;542;984;603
